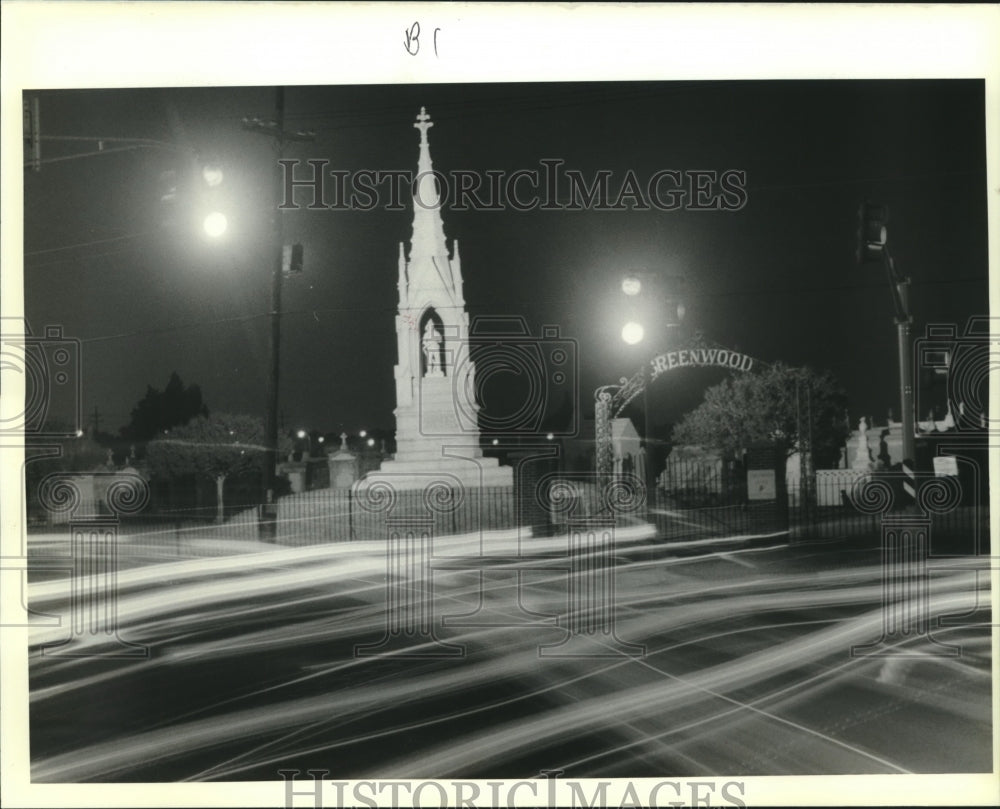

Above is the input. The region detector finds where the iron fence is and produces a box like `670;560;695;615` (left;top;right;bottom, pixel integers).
25;460;989;568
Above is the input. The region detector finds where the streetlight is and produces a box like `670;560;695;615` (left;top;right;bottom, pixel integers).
202;211;228;238
26;123;232;243
296;428;314;459
621;321;645;345
202;164;224;187
617;271;686;493
620;273;645;346
199;164;228;237
621;276;642;296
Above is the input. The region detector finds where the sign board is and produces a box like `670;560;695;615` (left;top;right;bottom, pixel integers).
747;468;776;500
649;347;754;381
933;455;959;477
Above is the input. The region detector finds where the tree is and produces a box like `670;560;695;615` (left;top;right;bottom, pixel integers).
121;372;208;445
670;363;848;467
24;429;112;501
145;413;265;523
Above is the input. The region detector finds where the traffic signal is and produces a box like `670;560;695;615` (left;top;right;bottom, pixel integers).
855;201;888;264
282;243;304;276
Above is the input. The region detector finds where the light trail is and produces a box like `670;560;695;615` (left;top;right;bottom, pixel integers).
27;529;992;781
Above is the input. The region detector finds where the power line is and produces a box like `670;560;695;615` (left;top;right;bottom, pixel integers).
24;244;143;269
24;232;145;257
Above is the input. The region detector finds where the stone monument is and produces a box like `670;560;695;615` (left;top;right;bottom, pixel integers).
851;417;873;471
365;108;513;489
327;432;359;489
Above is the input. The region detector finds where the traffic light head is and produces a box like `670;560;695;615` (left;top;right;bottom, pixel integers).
855;201;889;264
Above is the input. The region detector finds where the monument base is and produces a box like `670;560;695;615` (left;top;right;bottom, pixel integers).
364;455;513;490
370;376;514;490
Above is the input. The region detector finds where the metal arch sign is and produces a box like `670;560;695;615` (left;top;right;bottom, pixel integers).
649;347;755;381
595;344;758;483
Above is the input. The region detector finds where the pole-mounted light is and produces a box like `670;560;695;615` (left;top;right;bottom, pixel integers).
621;321;645;345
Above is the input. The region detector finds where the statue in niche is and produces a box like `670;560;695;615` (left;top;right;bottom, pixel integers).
422;320;444;377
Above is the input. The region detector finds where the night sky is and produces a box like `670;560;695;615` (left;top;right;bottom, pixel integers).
23;80;989;439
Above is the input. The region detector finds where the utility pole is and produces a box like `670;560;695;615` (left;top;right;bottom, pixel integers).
23;96;41;172
242;88;314;540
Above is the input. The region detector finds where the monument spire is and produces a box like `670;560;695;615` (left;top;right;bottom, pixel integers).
362;107;513;490
410;107;449;261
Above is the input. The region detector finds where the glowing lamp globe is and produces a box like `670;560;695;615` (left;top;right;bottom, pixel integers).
203;211;228;238
202;165;224;187
621;321;645;345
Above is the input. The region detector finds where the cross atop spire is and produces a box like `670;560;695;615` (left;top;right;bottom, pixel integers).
409;106;448;261
414;106;433;145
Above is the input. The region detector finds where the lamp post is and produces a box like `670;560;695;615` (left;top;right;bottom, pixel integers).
608;272;686;492
28;129;230;238
296;429;313;459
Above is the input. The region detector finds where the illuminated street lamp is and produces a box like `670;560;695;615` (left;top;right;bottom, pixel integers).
202;211;228;238
620;273;645;345
202;164;224;187
621;321;645;345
